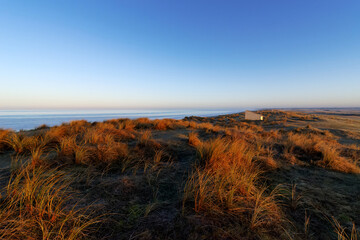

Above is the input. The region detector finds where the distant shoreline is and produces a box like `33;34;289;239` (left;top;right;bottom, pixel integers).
0;109;244;131
2;108;360;132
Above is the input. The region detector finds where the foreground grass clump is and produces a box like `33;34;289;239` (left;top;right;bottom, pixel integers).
331;217;359;240
0;166;96;239
184;137;285;239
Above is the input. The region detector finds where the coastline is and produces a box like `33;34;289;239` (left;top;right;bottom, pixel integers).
0;109;243;131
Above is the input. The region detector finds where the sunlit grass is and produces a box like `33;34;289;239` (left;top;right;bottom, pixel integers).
0;167;97;239
0;129;12;152
188;131;201;147
1;112;359;239
183;136;285;238
285;132;360;173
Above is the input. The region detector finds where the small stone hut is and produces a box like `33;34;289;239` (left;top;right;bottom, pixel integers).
245;111;263;121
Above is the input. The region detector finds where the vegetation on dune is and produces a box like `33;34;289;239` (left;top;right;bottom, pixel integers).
0;167;96;239
0;112;359;239
188;131;202;147
183;136;285;239
284;131;360;173
0;129;11;152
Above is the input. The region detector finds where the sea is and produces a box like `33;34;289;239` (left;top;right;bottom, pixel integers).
0;109;244;131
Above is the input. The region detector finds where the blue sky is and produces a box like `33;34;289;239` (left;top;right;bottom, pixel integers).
0;0;359;109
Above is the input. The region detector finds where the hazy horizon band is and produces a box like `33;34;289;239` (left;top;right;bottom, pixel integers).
0;109;244;131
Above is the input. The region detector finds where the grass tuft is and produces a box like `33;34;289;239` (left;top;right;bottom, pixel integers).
0;129;12;152
184;137;285;238
188;132;201;147
0;167;96;239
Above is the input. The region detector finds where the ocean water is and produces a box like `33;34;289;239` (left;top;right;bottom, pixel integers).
0;109;242;131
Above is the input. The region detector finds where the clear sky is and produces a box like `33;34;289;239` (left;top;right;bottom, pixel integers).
0;0;359;109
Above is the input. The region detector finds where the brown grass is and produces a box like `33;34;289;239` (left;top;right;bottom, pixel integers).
138;130;152;146
284;132;360;173
183;137;285;238
331;217;359;240
1;111;359;238
56;135;77;163
3;134;46;155
133;117;152;129
29;146;48;168
4;133;28;154
45;125;70;142
119;119;135;130
84;128;106;145
0;129;12;152
317;143;360;173
188;132;201;147
196;122;215;132
42;122;136;167
94;142;128;165
74;144;93;165
154;119;169;130
69;120;91;134
0;167;96;239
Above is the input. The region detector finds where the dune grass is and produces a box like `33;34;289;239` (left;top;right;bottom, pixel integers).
285;132;360;173
188;131;202;147
0;129;11;152
331;217;359;240
0;112;359;239
184;136;285;238
0;166;96;239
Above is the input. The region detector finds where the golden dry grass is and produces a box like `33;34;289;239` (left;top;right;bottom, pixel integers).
0;129;12;152
1;111;359;239
29;146;48;168
118;119;136;130
188;132;201;147
285;132;360;173
331;217;359;240
40;122;135;167
94;142;128;165
3;134;48;155
138;130;152;146
153;119;169;130
133;117;152;129
45;125;70;142
74;144;92;165
184;137;285;238
0;167;96;239
56;135;77;163
3;133;28;154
